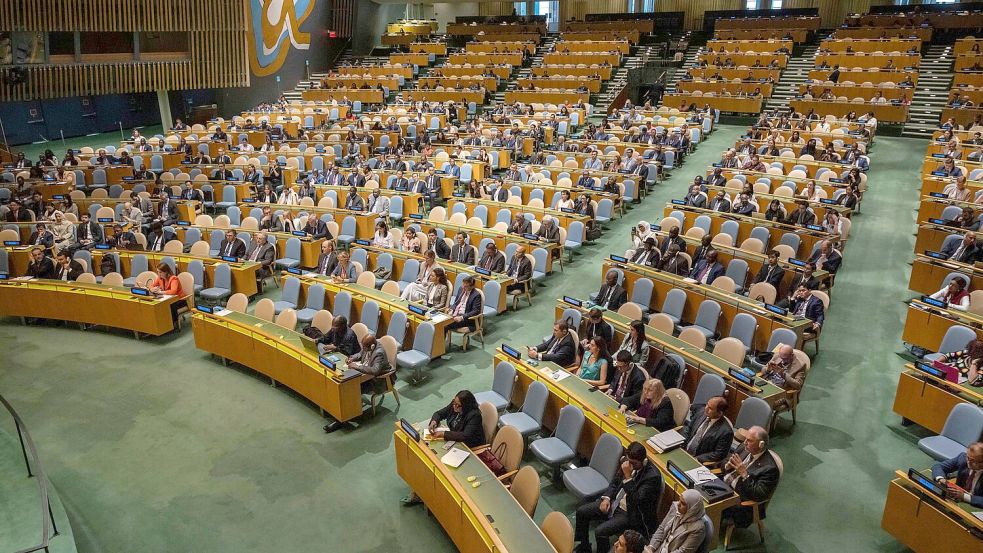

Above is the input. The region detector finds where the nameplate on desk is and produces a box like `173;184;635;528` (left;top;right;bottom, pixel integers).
787;258;806;267
931;153;946;158
562;296;582;307
407;303;427;316
929;192;948;198
475;267;491;276
131;287;151;296
915;362;947;379
932;171;948;177
829;178;844;183
907;468;946;499
94;244;111;250
43;176;55;182
354;239;372;247
671;199;686;205
523;233;539;241
286;267;303;275
52;195;66;200
177;220;191;226
409;213;424;220
609;254;628;264
399;418;420;442
3;240;19;246
122;176;135;181
805;224;824;231
502;343;522;361
221;255;238;262
560;207;575;213
0;273;7;280
666;460;695;489
819;198;837;205
651;225;661;231
291;230;307;237
712;163;722;167
928;218;947;225
242;197;256;203
452;192;465;197
196;305;214;314
764;303;787;316
920;295;946;308
924;250;946;260
728;367;756;387
278;161;287;166
319;355;337;370
181;160;192;164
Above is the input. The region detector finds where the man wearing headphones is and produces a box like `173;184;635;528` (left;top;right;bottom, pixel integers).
573;441;663;553
721;425;781;529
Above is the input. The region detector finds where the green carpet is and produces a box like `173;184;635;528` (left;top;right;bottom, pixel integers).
0;124;926;553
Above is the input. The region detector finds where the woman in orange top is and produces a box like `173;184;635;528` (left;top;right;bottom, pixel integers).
150;263;184;321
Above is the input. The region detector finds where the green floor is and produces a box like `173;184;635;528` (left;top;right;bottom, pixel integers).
0;124;926;552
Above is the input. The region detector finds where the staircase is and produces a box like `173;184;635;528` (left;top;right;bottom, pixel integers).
663;43;704;95
764;45;817;112
903;44;954;138
593;43;666;116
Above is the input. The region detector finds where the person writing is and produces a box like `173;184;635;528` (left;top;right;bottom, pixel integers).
347;335;391;394
620;378;675;431
759;344;807;410
528;320;577;367
149;263;184;321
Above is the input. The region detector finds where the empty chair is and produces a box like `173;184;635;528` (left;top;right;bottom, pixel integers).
337;216;357;248
541;511;574;553
253;298;275;322
726;259;749;294
275;308;297;329
728;313;758;354
122;254;149;287
499;381;548;438
296;284;326;324
693;374;726;407
660;288;687;325
272;277;301;314
386;310;408;347
712;337;747;367
917;404;983;461
510;466;541;518
274;237;302;270
360;300;380;336
679;300;721;339
530;405;585;478
733;397;773;438
561;433;623;500
332;291;352;322
473;361;516;411
396;321;436;383
226;293;248;313
629;278;654;312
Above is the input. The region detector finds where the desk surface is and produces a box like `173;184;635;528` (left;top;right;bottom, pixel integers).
882;470;983;553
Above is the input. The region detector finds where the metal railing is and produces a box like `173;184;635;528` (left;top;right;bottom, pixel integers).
1;394;59;553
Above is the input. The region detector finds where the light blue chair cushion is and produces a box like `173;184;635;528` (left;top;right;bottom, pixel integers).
473;390;508;411
562;467;609;499
917;435;967;461
530;437;575;465
397;350;429;369
499;412;541;436
199;287;231;301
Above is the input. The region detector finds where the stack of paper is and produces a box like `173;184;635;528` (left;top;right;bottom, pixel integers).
440;448;469;468
685;466;718;485
647;429;685;453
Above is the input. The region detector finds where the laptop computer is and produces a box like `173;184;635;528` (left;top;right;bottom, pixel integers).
299;333;319;353
606;407;636;428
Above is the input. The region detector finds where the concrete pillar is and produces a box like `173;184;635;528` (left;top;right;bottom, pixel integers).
157;90;172;130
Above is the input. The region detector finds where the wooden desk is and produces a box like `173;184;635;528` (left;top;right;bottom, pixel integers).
390;53;431;66
807;68;916;86
447;23;545;36
335;65;414;78
819;38;921;53
448;53;523;66
832;27;932;42
192;310;366;422
530;65;613;79
403;89;485;105
241;201;377;240
954;55;983;72
435;65;512;79
407;219;556;274
417;76;497;91
542;52;620;66
465;41;536;54
562;20;653;33
789;99;909;124
0;279;179;336
697;53;787;69
517;78;602;93
662;94;762;115
816;53;919;70
301;89;386;104
914;222;978;256
940;107;983;129
387;21;437;35
503;90;590;105
715;16;820;31
555;40;630;55
683;67;780;81
381;34;416;46
893;364;983;434
799;83;910;102
88;249;260;297
500;350;739;548
678;81;773;97
394;427;556;553
665;204;836;258
470;32;540;42
407;43;447;55
916;195;983;226
714;29;809;43
320;76;401;90
446;198;590;233
291;274;449;357
561;30;641;44
706;39;792;54
881;470;983;552
314;185;422;219
852;11;983;30
902;299;983;353
704;184;851;219
908;254;983;297
955;38;983;55
174;224;323;270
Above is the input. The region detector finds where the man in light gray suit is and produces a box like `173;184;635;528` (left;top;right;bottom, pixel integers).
348;335;392;394
246;232;276;283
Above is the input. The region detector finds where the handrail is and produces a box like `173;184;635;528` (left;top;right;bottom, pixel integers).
0;394;58;553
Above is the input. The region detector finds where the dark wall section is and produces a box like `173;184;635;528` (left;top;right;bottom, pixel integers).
0;92;160;147
352;1;407;55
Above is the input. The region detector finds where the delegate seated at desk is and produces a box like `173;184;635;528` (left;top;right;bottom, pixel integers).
759;344;806;410
477;242;506;273
218;230;247;259
690;249;725;285
54;251;85;281
446;275;482;331
348;335;391;394
595;269;628;310
28;223;54;253
789;285;824;337
504;245;533;294
932;442;983;507
929;275;970;311
317;316;361;356
752;250;786;290
629;237;661;269
619;378;675;432
683;396;735;465
528;319;577;367
808;240;842;280
941;232;981;263
720;426;781;529
580;308;615;351
776;262;820;308
607;350;647;402
246;233;276;283
659;243;690;276
449;232;476;265
577;337;612;387
150;263;184;321
642;489;708;553
74;213;104;251
935;338;983;387
26;247;56;278
330;250;358;283
425;228;450;259
574;441;664;553
314;241;339;276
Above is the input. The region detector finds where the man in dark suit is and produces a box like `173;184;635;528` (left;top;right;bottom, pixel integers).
941;232;980;263
536;216;561;251
932;442;983;508
508;212;532;235
732;193;756;216
314;241;338;276
211;164;234;181
446;276;482;331
14;152;32;170
574;441;664;553
318;316;361;356
659;227;686;255
348;335;392;394
828;64;840;84
659;243;690;276
683;396;735;465
594;269;628;310
776;262;820;308
54;251;85;281
424;168;443;207
28;223;54;253
504;245;533;293
789;285;824;336
346;170;367;188
752;250;786;290
154;191;179;228
73;213;103;251
691;234;714;266
477;242;505;273
107;224;138;250
303;216;330;240
344;187;365;211
245;232;276;282
217;229;246;259
685;184;707;208
26;247;56;278
785;200;816;226
4;199;32;222
708;190;731;212
390;170;409;191
528;320;576;367
721;426;781;529
146;223;177;252
690;249;725;285
808;239;842;276
630;237;661;268
489;182;509;202
504;163;521;182
180;181;203;202
427;229;450;259
449;232;475;265
576;170;594;188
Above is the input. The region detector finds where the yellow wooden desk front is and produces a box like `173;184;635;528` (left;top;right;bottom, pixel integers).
881;470;983;552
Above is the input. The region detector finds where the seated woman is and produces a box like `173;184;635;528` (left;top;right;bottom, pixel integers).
644;489;707;553
937;338;983;387
576;337;611;388
616;320;651;368
930;276;970;311
372;220;394;249
401;226;422;253
423;267;450;310
402;390;484;505
620;378;675;432
149;263;184;321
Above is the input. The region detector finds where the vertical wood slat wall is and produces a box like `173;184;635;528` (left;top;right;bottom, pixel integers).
0;0;249;102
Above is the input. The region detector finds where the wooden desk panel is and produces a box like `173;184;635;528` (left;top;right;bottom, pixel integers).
542;52;621;66
301;89;385;104
684;67;780;81
901;302;983;353
715;16;820;31
662;93;763;114
882;473;983;552
403;89;485;105
706;39;792;54
447;53;523;66
892;369;981;434
697;53;788;68
807;69;916;85
529;65;613;79
407;43;447;55
799;84;910;102
789;99;908;124
465;41;536;54
320;76;400;90
714;29;808;43
941;107;983;129
819;38;921;53
335;66;414;78
435;65;512;79
503;90;589;105
517;78;601;93
816;53;919;70
908;255;983;297
555;40;630;55
678;81;772;97
832;28;932;41
390;53;431;66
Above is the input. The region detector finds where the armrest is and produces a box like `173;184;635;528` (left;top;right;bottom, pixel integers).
472;445;490;454
497;469;519;483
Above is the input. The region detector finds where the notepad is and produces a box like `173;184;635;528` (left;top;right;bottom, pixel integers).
541;367;572;382
685;466;718;485
441;448;469;468
973;511;983;523
430;313;451;323
423;426;449;441
647;429;685;453
214;309;232;317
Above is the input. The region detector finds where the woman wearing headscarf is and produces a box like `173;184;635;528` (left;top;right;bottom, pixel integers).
626;221;657;258
643;489;707;553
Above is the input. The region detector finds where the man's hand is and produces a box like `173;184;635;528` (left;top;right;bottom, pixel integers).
945;486;964;501
812;323;822;331
621;459;633;479
453;316;463;323
599;497;611;514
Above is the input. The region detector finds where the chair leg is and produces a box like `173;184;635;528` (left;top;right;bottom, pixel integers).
724;523;735;550
756;520;765;544
392;386;401;408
